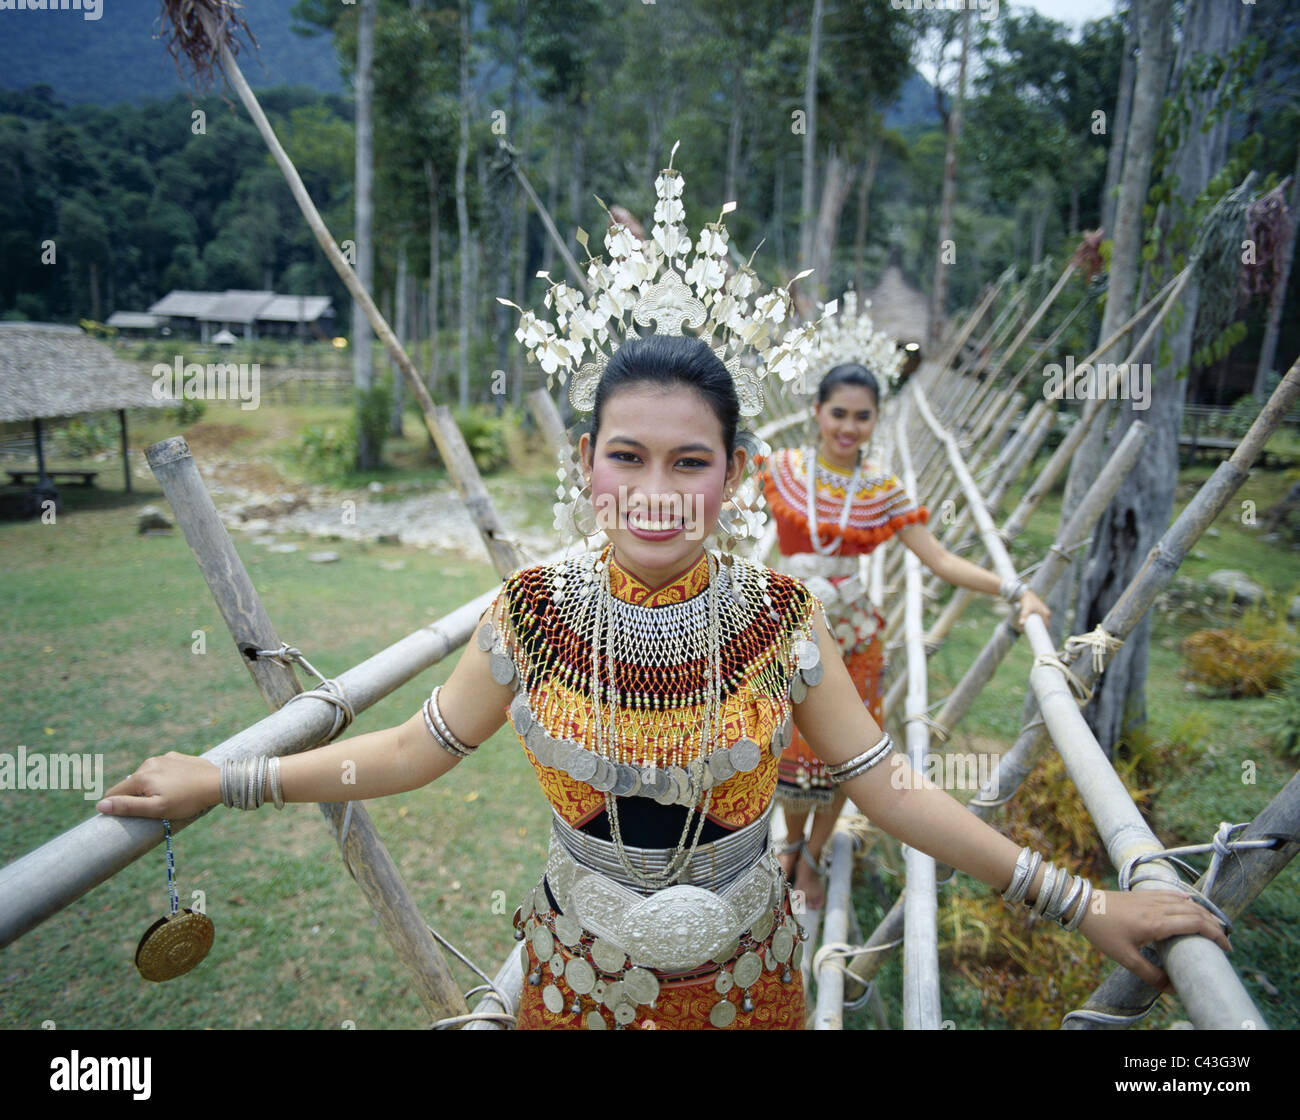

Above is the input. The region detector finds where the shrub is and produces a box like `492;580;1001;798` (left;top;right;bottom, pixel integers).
1180;628;1295;697
1261;670;1300;758
295;420;355;479
451;405;515;474
54;416;118;457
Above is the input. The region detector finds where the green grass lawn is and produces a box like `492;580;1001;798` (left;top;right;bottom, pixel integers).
1;403;1296;1030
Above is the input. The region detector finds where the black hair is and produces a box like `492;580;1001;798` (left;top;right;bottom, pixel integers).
818;363;880;409
590;334;740;457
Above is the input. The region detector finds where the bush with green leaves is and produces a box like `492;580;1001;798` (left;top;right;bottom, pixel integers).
450;405;520;474
1262;669;1300;758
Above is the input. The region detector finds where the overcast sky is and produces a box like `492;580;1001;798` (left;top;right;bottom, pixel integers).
910;0;1124;86
1018;0;1120;28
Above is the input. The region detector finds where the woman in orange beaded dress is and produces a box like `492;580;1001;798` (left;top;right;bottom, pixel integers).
97;159;1228;1032
763;364;1050;909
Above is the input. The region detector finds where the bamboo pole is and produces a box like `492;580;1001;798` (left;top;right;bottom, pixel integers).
505;149;592;296
140;438;469;1023
960;262;1076;424
916;378;1266;1028
927;273;1007;382
896;405;942;1029
851;359;1300;995
1023;613;1266;1029
911;396;1149;743
965;294;1088;451
0;558;567;946
196;9;522;580
811;830;857;1029
1064;771;1300;1029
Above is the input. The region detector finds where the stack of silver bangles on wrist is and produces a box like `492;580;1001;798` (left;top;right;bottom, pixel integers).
824;732;895;785
999;578;1028;605
423;685;477;759
221;756;284;810
1001;846;1092;932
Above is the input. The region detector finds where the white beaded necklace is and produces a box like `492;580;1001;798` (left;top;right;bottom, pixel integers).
806;446;864;556
587;550;720;888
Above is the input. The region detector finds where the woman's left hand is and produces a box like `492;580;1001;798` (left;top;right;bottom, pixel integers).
1077;890;1231;991
1018;589;1050;631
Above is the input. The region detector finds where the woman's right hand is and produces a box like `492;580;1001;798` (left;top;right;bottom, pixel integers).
96;752;221;820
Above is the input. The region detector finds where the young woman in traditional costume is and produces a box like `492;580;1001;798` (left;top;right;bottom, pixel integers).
98;154;1226;1030
762;359;1049;909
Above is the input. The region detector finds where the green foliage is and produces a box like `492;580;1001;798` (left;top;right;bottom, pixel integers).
52;415;117;458
1260;669;1300;758
172;398;207;427
451;405;516;474
355;380;394;470
294;418;356;480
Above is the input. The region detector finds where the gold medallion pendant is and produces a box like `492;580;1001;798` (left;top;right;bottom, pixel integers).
135;819;214;982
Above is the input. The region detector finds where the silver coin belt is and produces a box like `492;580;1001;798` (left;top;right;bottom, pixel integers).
515;872;806;1030
551;806;774;895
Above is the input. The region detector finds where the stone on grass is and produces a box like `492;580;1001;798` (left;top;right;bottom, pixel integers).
308;551;341;564
1205;569;1264;606
137;505;173;534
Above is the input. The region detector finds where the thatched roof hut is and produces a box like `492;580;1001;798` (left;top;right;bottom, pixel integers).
0;322;174;500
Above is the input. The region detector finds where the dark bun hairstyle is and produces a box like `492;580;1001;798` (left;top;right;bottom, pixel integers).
590;334;740;457
817;363;881;409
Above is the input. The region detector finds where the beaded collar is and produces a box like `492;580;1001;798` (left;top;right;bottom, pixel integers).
605;549;712;608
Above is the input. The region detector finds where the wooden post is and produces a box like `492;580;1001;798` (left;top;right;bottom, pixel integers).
143;437;469;1023
118;409;131;492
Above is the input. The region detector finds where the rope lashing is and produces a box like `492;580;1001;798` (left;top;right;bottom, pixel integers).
903;712;952;744
1118;821;1287;934
426;923;518;1030
1033;652;1093;706
1063;626;1124;676
252;643;356;742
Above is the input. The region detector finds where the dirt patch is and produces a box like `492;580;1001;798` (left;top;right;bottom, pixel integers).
183;423;257;455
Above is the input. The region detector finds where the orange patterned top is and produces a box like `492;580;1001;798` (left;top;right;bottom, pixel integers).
484;548;817;831
761;446;928;557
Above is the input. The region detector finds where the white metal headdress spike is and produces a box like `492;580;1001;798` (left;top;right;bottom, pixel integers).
498;143;823;420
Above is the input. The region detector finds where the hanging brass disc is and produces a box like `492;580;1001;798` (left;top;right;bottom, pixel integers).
135;909;214;982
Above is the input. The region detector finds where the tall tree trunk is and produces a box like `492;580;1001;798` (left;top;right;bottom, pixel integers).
774;156;787;276
724;88;745;206
88;259;101;323
853;128;883;298
425;159;440;397
456;0;471;411
1253;151;1300;399
1099;9;1138;238
1073;0;1252;755
390;242;408;435
353;0;377;468
541;141;559;279
1050;0;1173;638
799;0;824;269
929;6;972;346
810;149;853;297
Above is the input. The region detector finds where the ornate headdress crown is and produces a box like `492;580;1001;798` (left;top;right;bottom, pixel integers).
498;141;832;419
801;290;904;400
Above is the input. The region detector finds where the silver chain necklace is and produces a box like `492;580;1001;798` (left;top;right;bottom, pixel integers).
588;550;719;889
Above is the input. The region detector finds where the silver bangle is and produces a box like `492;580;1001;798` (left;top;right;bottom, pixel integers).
1062;879;1093;931
1032;863;1062;919
424;686;476;759
1002;847;1040;905
269;756;285;810
825;733;895;785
